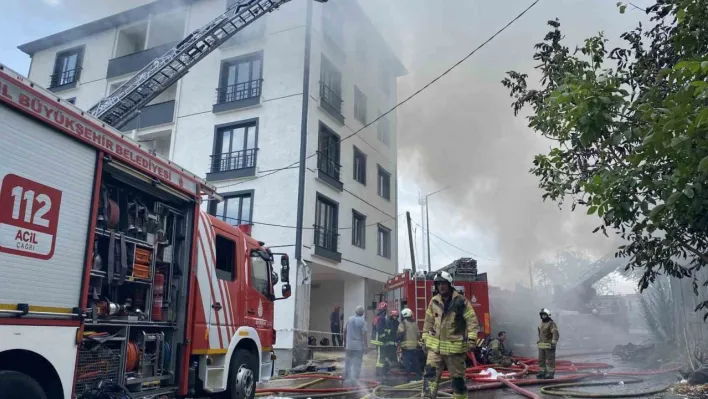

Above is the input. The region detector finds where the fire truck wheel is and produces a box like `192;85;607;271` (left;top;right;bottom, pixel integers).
0;370;47;399
227;349;258;399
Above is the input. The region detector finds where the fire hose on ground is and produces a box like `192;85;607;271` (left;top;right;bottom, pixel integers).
255;357;681;398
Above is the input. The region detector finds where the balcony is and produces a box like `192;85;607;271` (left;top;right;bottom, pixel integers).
313;225;341;262
319;82;344;125
119;100;176;131
106;41;178;79
317;151;343;191
206;148;258;181
49;68;81;92
212;79;263;113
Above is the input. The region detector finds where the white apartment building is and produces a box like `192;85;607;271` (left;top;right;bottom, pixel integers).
19;0;406;368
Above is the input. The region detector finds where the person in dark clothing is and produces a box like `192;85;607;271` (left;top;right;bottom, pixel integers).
331;306;343;347
371;302;394;377
385;310;400;369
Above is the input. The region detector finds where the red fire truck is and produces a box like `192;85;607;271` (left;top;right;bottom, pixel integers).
0;64;291;398
381;258;491;345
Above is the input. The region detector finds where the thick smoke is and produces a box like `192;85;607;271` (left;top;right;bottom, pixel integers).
358;0;653;284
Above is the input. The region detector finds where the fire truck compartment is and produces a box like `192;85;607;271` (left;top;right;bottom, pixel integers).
0;105;95;313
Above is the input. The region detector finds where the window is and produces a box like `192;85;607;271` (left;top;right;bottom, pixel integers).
226;0;266;45
352;210;366;249
215;235;236;280
50;47;83;88
356;34;367;63
212;121;258;173
217;53;263;105
379;59;391;96
377;165;391;200
353;146;366;185
377;224;391;258
322;4;343;46
315;194;339;252
250;250;271;298
320;56;343;120
377;111;390;146
317;124;342;188
210;193;253;227
66;97;76;104
354;86;367;124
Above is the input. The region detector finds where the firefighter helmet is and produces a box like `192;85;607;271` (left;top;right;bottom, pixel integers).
434;271;454;285
540;308;552;317
401;308;413;319
377;302;388;311
390;309;399;318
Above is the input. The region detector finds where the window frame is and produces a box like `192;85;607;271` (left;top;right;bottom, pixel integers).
354;86;367;124
50;46;84;90
208;190;255;228
211;119;259;174
377;165;391;201
352;209;366;249
377;224;392;259
352;146;367;185
215;234;237;281
314;192;341;261
377;111;390;146
214;51;264;111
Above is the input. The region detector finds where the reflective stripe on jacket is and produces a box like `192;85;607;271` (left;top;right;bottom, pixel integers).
398;319;420;350
371;314;395;346
537;319;559;349
422;291;479;355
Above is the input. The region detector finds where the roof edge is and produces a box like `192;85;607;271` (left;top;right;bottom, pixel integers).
18;0;197;55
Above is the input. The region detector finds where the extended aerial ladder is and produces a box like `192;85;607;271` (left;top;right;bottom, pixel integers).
89;0;327;128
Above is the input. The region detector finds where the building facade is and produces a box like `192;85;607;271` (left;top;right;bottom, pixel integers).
19;0;405;369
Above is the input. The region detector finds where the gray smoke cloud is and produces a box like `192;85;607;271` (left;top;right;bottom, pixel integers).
358;0;654;284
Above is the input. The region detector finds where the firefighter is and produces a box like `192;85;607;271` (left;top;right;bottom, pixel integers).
371;302;394;377
488;331;513;367
422;271;479;399
384;310;400;373
537;308;559;379
398;308;422;382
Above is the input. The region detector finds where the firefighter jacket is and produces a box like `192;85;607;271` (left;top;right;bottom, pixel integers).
371;311;395;346
398;319;421;350
422;291;479;355
488;338;510;363
537;319;559;350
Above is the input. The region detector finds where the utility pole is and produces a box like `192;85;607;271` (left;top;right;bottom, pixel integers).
426;203;432;272
423;186;451;273
406;212;416;273
528;261;534;290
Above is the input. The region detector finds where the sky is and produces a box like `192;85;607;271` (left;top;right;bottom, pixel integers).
2;0;655;294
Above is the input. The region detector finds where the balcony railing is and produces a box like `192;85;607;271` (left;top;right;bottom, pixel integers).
317;151;341;182
314;225;339;253
319;82;343;115
215;79;263;105
50;68;81;88
210;148;258;173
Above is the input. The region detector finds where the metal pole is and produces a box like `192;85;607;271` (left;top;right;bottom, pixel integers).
426;199;432;272
406;211;416;273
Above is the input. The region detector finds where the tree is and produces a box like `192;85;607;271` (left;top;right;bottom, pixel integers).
502;0;708;314
533;249;615;294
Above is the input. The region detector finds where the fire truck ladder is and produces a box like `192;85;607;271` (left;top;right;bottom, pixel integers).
413;273;429;323
89;0;327;129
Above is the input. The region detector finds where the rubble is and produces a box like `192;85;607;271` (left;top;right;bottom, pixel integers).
669;380;708;398
612;342;656;362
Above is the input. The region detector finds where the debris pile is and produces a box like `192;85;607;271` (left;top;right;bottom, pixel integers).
612;342;656;362
669;380;708;399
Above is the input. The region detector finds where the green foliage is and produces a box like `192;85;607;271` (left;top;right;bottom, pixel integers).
502;0;708;313
638;278;676;342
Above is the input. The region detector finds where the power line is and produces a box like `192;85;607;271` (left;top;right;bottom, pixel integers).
216;0;542;191
414;221;500;263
